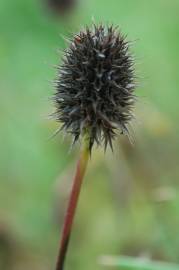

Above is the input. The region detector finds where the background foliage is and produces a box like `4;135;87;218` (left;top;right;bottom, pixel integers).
0;0;179;269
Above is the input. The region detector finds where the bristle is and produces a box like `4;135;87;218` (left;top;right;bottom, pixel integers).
54;24;136;152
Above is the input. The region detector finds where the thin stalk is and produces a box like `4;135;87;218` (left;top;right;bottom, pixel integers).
55;133;90;270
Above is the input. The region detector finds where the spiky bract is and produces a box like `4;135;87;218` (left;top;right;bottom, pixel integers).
54;25;136;152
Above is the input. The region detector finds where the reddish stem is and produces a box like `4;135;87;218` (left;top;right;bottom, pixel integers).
56;145;89;270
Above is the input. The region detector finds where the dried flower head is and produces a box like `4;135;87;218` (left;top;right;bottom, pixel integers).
54;25;136;152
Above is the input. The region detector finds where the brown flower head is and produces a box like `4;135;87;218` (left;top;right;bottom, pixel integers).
54;25;136;152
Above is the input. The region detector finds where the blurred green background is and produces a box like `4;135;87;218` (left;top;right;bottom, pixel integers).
0;0;179;269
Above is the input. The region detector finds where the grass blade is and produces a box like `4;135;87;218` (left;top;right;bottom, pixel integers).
99;255;179;270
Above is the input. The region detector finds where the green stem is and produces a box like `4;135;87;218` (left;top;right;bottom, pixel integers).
55;132;90;270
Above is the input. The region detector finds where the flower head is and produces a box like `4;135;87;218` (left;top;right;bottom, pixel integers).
47;0;76;14
54;24;136;152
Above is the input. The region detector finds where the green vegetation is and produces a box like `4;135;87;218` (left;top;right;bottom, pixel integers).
0;0;179;269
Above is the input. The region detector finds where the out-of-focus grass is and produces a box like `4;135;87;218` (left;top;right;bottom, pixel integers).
100;255;179;270
0;0;179;269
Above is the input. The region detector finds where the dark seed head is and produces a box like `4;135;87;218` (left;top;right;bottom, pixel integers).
53;24;136;152
47;0;76;15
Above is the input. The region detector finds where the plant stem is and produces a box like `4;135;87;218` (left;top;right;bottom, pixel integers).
55;133;90;270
